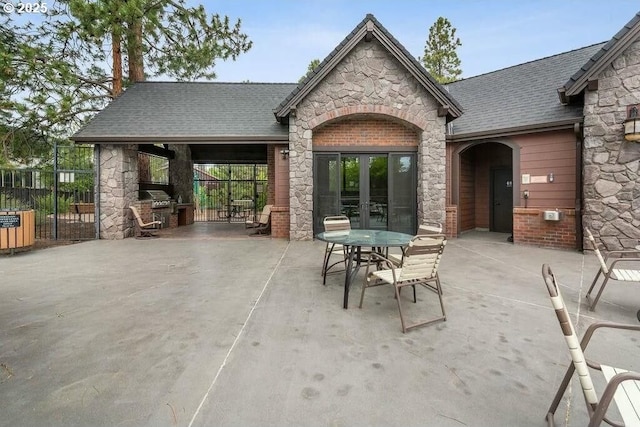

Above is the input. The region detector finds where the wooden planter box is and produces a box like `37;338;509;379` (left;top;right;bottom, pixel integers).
0;209;35;253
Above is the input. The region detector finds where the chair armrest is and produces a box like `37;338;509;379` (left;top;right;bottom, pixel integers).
590;370;640;427
604;250;640;262
608;257;640;269
580;322;640;367
364;252;397;278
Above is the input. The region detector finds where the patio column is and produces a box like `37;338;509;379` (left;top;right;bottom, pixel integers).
97;144;139;239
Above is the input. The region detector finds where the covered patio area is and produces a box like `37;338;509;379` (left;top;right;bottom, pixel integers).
1;234;638;426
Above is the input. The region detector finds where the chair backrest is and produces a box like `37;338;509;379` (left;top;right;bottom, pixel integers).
129;206;145;226
399;234;446;281
257;205;273;225
541;264;599;407
323;215;351;232
418;222;443;235
584;228;609;274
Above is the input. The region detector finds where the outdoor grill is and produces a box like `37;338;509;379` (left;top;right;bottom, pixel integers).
140;190;172;209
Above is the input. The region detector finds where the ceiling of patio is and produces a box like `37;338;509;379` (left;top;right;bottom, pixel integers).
189;143;268;163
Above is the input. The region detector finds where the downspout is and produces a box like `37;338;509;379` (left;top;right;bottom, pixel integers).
95;144;101;239
574;122;583;251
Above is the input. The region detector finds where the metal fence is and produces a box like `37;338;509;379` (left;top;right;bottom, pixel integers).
193;164;267;223
0;145;96;241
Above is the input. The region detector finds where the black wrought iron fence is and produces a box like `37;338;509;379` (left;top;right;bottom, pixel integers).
193;163;267;223
0;145;96;241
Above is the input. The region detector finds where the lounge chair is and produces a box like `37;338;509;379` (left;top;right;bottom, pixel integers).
246;204;272;235
584;228;640;311
129;206;162;238
360;234;447;333
541;264;640;427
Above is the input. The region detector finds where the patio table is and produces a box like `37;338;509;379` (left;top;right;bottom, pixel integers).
316;229;413;309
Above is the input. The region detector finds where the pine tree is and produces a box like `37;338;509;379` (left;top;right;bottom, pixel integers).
298;59;321;83
2;0;253;162
422;17;462;84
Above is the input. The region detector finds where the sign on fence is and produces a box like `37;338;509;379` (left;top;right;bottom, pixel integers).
0;215;21;228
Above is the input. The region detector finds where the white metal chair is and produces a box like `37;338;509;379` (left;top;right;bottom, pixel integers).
584;228;640;311
129;206;162;238
246;204;272;234
360;234;447;333
387;222;444;267
321;215;350;285
541;264;640;427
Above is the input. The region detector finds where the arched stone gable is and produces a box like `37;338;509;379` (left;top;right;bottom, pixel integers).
583;39;640;250
289;38;446;240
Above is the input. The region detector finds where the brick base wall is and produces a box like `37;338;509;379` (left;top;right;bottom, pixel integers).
513;208;576;250
271;206;290;239
446;205;458;238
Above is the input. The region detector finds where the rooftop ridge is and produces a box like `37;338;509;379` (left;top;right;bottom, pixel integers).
449;41;607;84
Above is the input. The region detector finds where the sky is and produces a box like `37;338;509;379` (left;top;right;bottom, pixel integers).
199;0;640;83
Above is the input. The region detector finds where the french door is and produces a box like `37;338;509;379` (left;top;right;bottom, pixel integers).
313;153;416;235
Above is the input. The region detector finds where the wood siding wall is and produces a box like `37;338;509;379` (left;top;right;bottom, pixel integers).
459;150;475;231
448;129;576;241
517;130;576;209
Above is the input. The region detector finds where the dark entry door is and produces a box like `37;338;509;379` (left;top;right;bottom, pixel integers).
339;154;388;230
491;168;513;233
313;153;416;235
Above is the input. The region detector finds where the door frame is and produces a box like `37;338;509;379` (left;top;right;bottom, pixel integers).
312;151;417;234
451;140;520;235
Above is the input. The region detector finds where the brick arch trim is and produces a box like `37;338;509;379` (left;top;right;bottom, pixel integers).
308;105;427;131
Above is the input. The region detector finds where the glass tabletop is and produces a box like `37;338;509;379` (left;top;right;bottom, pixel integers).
316;229;413;247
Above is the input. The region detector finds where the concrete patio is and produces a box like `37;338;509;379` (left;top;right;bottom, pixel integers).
1;226;639;427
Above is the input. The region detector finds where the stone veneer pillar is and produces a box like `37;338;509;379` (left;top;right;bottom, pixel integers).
97;144;139;239
289;39;446;240
583;39;640;250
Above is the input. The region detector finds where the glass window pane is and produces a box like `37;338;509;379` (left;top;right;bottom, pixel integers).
340;156;360;228
313;154;340;234
368;155;388;230
389;154;416;234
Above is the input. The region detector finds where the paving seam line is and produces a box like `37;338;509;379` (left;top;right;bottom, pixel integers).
187;241;291;427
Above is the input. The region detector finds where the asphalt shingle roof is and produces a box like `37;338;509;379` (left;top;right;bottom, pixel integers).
72;82;296;142
561;12;640;98
447;43;605;137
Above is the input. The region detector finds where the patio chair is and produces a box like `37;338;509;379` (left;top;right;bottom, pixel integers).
387;222;444;267
321;215;350;285
360;234;447;333
246;204;272;235
541;264;640;427
584;228;640;311
129;206;162;238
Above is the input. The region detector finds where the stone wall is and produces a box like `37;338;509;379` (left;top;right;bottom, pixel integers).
97;144;139;239
583;39;640;250
289;38;446;240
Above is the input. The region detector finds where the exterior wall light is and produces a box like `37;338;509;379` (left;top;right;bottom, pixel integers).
280;149;290;159
624;104;640;141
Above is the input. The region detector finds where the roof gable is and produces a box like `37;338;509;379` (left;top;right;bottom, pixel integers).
559;11;640;103
274;14;462;122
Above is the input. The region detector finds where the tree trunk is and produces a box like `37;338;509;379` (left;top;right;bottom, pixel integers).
112;31;123;97
127;20;145;82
